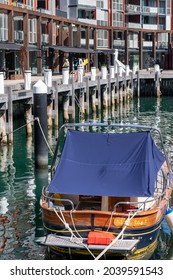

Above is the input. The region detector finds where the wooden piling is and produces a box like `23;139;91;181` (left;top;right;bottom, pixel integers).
97;76;101;112
0;110;7;144
79;88;85;120
47;93;53;129
137;70;140;97
63;94;69;123
24;104;32;137
85;77;90;117
91;87;97;113
115;73;119;104
102;85;108;109
54;83;59;130
7;86;13;144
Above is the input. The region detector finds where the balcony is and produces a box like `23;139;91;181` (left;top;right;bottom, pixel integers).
143;24;158;30
127;23;142;29
56;9;67;18
37;8;51;15
143;6;158;14
69;0;96;6
143;41;153;48
78;18;97;25
126;5;141;14
113;39;125;48
158;42;168;49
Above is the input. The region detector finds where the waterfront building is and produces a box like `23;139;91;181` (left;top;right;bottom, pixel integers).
0;0;172;78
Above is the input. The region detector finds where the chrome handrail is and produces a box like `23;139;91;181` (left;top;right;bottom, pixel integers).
41;187;75;211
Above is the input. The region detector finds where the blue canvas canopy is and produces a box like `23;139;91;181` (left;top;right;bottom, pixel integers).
48;130;165;197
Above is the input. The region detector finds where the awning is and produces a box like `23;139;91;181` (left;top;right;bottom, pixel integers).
48;130;165;197
49;45;95;53
0;43;23;51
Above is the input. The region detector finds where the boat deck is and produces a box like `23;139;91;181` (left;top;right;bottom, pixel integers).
39;234;139;255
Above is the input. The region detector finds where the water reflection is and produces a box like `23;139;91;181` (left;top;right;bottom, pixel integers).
0;96;173;259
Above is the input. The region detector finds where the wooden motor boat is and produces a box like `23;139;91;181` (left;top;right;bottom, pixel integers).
40;121;173;259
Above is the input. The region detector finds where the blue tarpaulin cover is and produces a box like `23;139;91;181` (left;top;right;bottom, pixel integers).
48;130;165;197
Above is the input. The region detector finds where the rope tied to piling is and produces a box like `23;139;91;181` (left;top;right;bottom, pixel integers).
0;117;54;156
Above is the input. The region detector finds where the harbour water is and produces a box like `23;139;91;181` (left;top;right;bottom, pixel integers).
0;96;173;260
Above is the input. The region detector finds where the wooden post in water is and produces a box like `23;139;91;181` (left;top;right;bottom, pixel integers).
24;103;32;137
123;72;126;103
63;94;69;123
137;70;140;97
91;86;97;113
7;86;13;144
71;77;75;123
107;73;111;108
115;73;119;104
102;85;108;110
47;89;53;129
119;81;123;103
130;71;134;97
33;80;48;169
85;77;90;117
79;88;85;120
97;76;101;112
154;65;161;97
54;82;59;130
0;110;7;144
111;83;115;108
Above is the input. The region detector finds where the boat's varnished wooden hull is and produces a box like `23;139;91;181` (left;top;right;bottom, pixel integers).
41;198;168;259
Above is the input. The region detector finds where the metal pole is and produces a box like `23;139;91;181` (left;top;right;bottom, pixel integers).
33;80;48;169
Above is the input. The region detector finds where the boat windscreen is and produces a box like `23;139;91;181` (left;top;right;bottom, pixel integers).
48;130;165;197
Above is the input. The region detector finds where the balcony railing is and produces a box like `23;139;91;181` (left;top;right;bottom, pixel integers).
126;5;158;14
37;8;51;15
143;6;158;14
158;42;168;49
78;18;97;25
113;39;125;47
127;23;142;29
143;41;153;47
143;24;158;30
126;5;141;13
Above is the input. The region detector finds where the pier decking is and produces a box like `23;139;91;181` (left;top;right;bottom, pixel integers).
0;70;134;144
1;68;173;144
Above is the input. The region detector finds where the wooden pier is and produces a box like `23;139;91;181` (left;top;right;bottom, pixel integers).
1;68;173;145
0;70;135;144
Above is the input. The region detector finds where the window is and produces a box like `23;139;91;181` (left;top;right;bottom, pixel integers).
0;13;8;41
